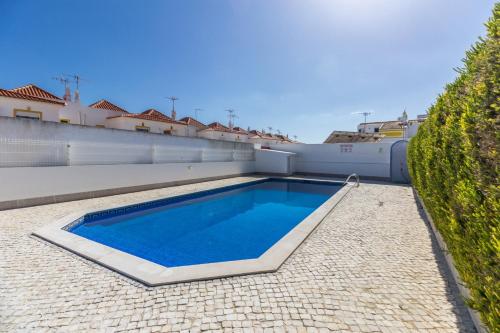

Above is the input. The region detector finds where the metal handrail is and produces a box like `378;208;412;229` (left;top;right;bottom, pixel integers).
344;173;360;187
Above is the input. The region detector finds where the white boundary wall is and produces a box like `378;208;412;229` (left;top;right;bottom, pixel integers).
269;142;392;179
255;149;296;175
0;162;255;204
0;117;254;167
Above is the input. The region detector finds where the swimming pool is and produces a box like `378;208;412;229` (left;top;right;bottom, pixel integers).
69;179;342;267
35;177;353;285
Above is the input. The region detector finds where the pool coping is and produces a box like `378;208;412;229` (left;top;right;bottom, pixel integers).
33;177;355;286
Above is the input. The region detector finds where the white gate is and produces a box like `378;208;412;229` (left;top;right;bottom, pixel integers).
390;140;409;183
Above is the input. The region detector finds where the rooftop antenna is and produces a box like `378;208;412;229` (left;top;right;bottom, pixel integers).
167;96;178;120
293;135;298;141
267;126;273;134
64;73;86;103
231;114;239;128
277;129;281;135
53;75;71;102
194;108;203;119
226;108;235;129
352;111;373;133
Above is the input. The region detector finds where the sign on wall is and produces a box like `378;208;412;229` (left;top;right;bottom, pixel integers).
340;144;353;153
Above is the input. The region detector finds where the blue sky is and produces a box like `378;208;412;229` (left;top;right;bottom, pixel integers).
0;0;495;143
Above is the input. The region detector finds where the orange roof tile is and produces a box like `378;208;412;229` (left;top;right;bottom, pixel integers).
179;117;207;130
248;130;274;139
0;87;65;105
141;109;171;120
203;122;233;133
10;84;63;102
205;122;249;135
232;126;249;134
107;113;186;125
89;99;128;113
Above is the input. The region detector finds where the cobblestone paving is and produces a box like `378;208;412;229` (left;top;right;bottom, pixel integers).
0;177;475;332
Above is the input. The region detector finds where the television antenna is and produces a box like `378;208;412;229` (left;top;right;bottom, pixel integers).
352;111;373;133
64;73;87;90
53;75;72;101
52;75;70;88
267;126;273;134
167;96;178;111
226;109;237;129
166;96;178;119
194;108;203;119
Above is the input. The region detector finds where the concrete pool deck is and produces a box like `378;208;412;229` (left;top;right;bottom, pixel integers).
0;176;476;332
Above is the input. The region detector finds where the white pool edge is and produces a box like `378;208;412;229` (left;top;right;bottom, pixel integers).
33;177;355;286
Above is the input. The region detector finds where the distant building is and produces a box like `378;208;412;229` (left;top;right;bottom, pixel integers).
0;84;66;122
198;122;249;142
357;120;404;138
324;111;428;144
356;116;427;142
179;117;207;131
324;131;383;144
106;109;197;136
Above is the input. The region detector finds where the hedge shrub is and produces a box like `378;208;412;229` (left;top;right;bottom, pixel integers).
407;3;499;331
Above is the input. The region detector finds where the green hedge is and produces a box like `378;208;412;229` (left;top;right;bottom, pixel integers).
407;3;499;331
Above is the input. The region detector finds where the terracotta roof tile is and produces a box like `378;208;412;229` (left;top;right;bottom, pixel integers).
10;84;63;102
232;126;249;134
141;109;171;120
107;113;186;125
324;131;383;143
203;122;233;133
89;99;128;113
179;117;207;130
0;88;65;105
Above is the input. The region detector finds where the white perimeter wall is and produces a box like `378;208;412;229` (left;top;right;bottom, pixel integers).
269;142;393;179
0;117;254;167
255;149;296;175
0;117;258;204
0;162;255;202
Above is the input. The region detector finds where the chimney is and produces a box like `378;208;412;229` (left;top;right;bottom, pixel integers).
63;86;71;102
74;89;80;104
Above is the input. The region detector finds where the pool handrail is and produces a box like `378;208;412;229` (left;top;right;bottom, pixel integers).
344;173;360;187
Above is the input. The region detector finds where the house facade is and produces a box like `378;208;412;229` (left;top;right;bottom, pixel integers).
197;122;249;142
0;84;66;122
0;83;296;144
106;109;197;136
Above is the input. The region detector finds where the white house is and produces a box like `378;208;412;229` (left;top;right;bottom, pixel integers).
57;99;129;127
197;122;249;142
105;109;197;136
0;83;297;144
179;116;207;131
0;84;66;121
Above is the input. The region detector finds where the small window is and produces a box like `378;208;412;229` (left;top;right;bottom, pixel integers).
14;109;42;120
95;124;105;128
163;129;172;135
60;119;70;124
374;128;379;133
135;125;150;132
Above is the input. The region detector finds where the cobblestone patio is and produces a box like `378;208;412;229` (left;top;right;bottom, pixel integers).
0;176;475;332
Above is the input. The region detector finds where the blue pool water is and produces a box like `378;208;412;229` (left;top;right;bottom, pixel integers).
70;179;342;267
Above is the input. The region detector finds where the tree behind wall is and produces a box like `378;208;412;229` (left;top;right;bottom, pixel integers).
407;3;499;331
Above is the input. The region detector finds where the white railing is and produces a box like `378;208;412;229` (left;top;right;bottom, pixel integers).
0;138;255;167
69;142;153;165
0;138;68;167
